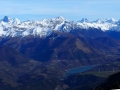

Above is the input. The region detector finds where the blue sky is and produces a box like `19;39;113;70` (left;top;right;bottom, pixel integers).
0;0;120;21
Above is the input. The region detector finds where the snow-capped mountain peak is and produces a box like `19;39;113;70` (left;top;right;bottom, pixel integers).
80;18;89;23
12;18;21;25
94;18;118;24
106;18;118;23
0;16;120;38
56;16;65;20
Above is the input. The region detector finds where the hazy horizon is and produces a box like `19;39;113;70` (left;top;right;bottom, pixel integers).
0;0;119;21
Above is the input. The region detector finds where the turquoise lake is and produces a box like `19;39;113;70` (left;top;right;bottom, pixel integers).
65;65;97;76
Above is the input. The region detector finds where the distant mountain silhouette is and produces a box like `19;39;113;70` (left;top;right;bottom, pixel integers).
3;16;9;22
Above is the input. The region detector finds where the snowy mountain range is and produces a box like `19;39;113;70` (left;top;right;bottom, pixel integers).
0;16;120;37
